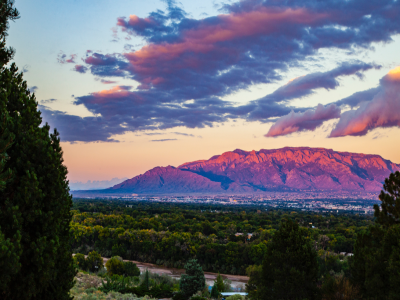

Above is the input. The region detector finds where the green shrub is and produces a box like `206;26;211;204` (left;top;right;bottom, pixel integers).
226;295;245;300
87;251;104;273
106;256;125;276
75;253;88;271
124;261;140;277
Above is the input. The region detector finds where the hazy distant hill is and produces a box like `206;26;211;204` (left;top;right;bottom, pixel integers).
69;177;128;190
94;147;400;194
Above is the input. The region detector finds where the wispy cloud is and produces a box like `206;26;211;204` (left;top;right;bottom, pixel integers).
150;138;178;142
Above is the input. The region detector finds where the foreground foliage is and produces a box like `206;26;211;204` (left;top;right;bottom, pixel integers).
0;0;75;299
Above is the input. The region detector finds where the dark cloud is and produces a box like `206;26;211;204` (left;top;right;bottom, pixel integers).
46;0;400;141
22;64;30;73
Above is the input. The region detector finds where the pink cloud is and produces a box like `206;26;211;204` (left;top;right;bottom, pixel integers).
330;66;400;137
266;104;341;137
120;8;328;86
57;52;77;64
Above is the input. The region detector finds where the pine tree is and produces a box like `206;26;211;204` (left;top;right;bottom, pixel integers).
210;284;220;299
0;1;75;298
180;259;206;299
253;218;319;300
215;272;224;293
374;171;400;227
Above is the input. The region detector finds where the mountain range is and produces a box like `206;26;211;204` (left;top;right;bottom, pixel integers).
73;147;400;196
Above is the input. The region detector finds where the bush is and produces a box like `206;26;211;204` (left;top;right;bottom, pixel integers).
172;292;187;300
87;251;104;273
75;253;89;271
226;295;245;300
124;261;140;277
106;256;125;276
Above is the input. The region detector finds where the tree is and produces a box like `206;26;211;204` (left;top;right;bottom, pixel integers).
0;112;13;190
74;253;88;271
215;272;224;292
180;259;206;299
210;284;220;299
124;261;140;277
141;269;150;290
250;218;319;300
105;256;125;276
86;251;104;273
351;172;400;299
374;171;400;227
0;1;75;299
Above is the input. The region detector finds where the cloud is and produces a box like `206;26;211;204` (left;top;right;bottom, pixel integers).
172;132;195;137
332;87;381;108
330;66;400;137
22;64;30;73
57;52;77;64
150;139;178;142
266;104;341;137
74;65;88;73
46;0;400;142
29;86;38;93
41;98;57;104
247;61;378;121
100;79;117;84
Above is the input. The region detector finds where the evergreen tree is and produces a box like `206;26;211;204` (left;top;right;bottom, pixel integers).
141;269;150;290
215;272;224;292
351;172;400;299
180;259;206;299
0;1;75;298
210;284;220;299
374;171;400;227
252;218;319;300
124;261;140;277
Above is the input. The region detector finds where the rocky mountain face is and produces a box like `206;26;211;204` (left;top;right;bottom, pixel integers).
107;147;400;194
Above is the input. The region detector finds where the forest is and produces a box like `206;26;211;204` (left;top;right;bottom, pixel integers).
71;200;371;276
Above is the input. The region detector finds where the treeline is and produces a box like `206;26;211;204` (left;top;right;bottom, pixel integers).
247;171;400;299
71;200;372;275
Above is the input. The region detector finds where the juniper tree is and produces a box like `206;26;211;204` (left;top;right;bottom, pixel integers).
180;259;206;299
0;1;75;298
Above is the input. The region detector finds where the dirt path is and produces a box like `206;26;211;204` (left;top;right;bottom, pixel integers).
74;254;249;285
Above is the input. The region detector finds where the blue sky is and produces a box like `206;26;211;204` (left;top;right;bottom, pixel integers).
8;0;400;185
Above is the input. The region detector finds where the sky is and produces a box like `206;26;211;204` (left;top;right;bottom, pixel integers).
8;0;400;187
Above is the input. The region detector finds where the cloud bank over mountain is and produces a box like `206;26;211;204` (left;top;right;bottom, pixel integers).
45;0;400;142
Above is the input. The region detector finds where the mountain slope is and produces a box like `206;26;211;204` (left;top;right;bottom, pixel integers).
101;147;400;194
